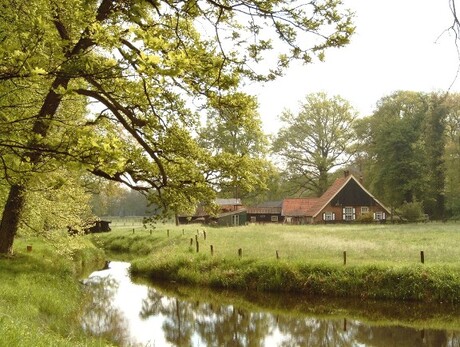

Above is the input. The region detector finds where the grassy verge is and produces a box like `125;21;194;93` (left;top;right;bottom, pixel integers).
0;234;112;347
91;222;460;303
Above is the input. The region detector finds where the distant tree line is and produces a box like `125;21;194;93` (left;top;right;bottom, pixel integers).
252;91;460;221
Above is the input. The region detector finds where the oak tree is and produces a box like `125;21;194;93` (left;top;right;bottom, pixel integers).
0;0;354;254
272;92;358;197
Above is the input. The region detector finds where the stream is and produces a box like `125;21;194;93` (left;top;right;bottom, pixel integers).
81;261;460;346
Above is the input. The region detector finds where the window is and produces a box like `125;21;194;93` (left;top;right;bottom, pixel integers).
271;215;279;222
374;212;386;220
250;216;256;223
323;212;335;221
232;215;240;225
361;207;369;214
343;207;355;221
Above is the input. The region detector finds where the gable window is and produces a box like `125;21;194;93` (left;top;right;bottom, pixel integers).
361;207;369;214
322;212;335;221
271;215;279;222
374;211;386;220
343;207;355;221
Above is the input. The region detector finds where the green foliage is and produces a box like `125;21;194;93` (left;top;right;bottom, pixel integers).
354;91;456;220
399;201;424;222
19;169;95;234
357;212;374;224
272;92;358;197
443;93;460;217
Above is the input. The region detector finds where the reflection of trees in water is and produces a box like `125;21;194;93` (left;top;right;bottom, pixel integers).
84;275;460;347
140;288;194;346
276;315;354;347
354;324;460;347
140;288;272;346
81;276;131;346
195;304;271;346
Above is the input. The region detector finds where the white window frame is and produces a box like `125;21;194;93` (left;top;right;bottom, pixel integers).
232;214;240;225
322;211;335;221
343;207;355;221
361;207;369;214
271;215;279;222
374;211;386;220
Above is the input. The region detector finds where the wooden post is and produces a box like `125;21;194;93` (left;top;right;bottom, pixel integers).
26;245;32;252
238;248;242;258
196;240;199;253
167;229;170;237
343;318;347;332
132;228;135;234
203;230;206;240
190;238;193;246
421;251;425;264
195;234;198;244
210;245;214;256
276;250;279;259
343;251;347;265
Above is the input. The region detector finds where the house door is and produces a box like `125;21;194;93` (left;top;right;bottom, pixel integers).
232;214;239;226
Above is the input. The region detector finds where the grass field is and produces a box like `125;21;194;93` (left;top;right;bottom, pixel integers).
100;222;460;267
91;222;460;303
0;234;111;347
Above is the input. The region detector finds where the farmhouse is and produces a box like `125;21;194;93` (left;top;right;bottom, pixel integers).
247;201;283;223
282;171;390;224
177;198;247;226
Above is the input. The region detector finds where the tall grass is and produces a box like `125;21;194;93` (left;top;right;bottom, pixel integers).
0;234;111;346
92;222;460;303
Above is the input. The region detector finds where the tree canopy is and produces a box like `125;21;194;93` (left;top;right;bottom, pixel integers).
272;92;358;197
0;0;354;254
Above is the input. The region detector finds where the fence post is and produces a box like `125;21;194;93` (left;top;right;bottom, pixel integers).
276;250;279;259
343;251;347;265
238;248;242;258
196;240;199;253
421;251;425;264
210;245;214;256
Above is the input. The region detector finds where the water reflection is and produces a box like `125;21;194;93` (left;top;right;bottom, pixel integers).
82;262;460;347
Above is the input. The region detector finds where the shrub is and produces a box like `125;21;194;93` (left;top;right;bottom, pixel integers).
357;212;374;224
399;201;424;222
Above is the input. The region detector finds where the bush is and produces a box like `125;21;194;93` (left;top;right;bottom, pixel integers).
399;201;424;222
357;212;374;224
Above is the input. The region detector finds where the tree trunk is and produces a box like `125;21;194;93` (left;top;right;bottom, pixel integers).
0;184;26;255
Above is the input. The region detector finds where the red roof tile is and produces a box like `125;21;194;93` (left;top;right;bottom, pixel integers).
281;198;320;216
305;176;350;216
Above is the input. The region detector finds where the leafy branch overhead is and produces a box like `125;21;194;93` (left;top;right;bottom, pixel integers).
0;0;354;253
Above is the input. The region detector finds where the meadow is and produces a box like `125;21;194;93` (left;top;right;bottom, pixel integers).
0;234;112;347
91;221;460;303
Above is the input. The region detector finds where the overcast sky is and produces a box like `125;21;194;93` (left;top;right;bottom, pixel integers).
252;0;460;135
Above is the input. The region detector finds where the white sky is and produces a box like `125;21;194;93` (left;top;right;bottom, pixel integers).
252;0;460;135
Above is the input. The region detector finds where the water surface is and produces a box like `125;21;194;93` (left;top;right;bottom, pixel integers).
82;261;460;346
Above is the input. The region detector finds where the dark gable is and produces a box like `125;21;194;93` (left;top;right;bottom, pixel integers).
330;179;376;207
